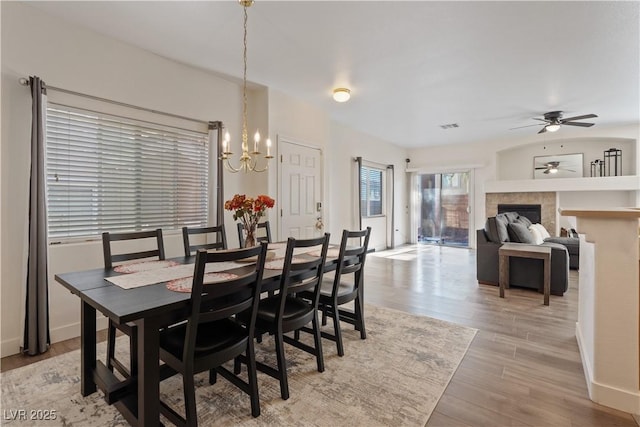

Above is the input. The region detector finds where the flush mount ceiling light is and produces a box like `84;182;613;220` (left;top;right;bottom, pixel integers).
333;88;351;103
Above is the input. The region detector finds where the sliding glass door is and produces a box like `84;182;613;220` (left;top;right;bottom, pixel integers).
417;172;470;247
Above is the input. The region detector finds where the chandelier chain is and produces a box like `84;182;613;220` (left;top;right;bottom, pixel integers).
241;3;248;151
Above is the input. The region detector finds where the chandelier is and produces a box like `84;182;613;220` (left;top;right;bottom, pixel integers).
221;0;273;173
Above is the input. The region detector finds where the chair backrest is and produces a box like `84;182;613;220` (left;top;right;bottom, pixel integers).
182;225;228;257
277;233;330;313
331;227;372;296
102;229;165;269
237;221;272;247
184;243;268;359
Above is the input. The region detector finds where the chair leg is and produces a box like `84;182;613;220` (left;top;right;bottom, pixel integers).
330;305;345;357
355;296;366;340
311;313;325;373
246;341;261;417
209;368;217;384
106;320;116;372
321;306;328;326
233;357;242;375
274;331;289;400
183;373;198;427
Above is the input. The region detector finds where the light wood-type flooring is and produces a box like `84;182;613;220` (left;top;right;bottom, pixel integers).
2;244;638;426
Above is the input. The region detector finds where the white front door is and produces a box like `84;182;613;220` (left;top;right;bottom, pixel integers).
278;139;323;240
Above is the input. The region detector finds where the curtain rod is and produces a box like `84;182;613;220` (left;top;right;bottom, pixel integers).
19;76;210;126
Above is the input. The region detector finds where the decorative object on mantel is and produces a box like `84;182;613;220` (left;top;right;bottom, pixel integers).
590;159;605;177
225;194;275;247
220;0;273;173
533;153;583;179
604;148;622;176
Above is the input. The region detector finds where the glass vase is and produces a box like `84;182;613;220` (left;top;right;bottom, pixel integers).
244;223;257;248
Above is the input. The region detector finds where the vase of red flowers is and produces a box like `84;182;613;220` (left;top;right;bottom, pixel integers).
224;194;275;247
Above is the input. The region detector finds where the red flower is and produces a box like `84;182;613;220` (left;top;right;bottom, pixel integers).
224;194;276;230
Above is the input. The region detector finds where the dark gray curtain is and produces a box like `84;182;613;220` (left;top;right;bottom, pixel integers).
23;76;50;355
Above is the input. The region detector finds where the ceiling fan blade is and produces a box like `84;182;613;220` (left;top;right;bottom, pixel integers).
561;114;597;122
535;167;549;170
538;126;547;134
562;122;594;127
510;124;543;130
543;169;550;174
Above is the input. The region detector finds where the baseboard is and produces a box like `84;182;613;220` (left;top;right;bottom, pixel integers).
1;317;109;358
576;321;640;414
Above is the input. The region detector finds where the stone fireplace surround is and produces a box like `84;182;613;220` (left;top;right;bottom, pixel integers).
486;192;557;235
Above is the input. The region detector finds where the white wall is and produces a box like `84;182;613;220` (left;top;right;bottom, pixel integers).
327;122;409;251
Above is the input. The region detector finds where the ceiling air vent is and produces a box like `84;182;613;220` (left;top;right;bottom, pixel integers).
440;123;459;130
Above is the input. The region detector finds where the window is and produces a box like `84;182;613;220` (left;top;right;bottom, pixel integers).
46;105;210;240
360;166;383;217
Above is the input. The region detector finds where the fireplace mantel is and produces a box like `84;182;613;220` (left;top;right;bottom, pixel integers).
485;175;640;193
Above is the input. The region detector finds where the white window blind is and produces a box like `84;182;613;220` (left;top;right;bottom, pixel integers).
360;166;383;217
46;105;209;240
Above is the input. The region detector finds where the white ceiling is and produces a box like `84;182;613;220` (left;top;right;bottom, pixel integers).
26;1;640;148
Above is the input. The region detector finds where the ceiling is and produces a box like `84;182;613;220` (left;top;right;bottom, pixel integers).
26;1;640;148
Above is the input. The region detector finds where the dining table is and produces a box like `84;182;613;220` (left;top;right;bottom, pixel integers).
54;242;341;426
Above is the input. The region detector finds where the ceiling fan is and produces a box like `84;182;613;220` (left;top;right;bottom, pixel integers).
511;111;598;134
534;160;575;174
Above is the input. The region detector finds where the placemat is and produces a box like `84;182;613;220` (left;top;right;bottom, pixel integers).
166;272;239;293
113;260;180;274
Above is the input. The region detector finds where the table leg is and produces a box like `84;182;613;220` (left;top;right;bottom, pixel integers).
80;301;97;396
137;316;161;426
499;254;509;298
543;254;550;306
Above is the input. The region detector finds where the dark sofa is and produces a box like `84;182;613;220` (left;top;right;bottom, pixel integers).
476;212;570;296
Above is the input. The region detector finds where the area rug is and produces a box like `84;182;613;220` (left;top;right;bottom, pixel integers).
0;305;477;426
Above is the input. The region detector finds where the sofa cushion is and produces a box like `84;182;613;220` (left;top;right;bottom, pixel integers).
507;223;537;244
484;217;498;243
494;214;511;242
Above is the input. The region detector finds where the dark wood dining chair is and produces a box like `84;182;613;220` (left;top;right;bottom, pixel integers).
237;221;272;248
182;225;227;257
301;227;371;356
102;229;165;380
158;243;268;424
237;233;330;400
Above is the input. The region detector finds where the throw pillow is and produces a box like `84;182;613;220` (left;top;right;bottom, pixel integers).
515;215;532;227
507;223;536;244
531;223;551;239
528;225;544;245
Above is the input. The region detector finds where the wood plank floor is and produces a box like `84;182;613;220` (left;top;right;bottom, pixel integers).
364;245;637;427
2;244;637;426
